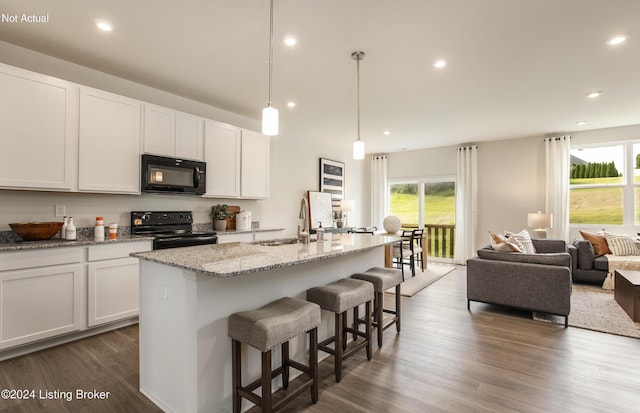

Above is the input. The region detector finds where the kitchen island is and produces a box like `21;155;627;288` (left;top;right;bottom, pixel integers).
132;233;399;413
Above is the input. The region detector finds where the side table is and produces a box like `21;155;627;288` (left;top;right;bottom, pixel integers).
614;270;640;322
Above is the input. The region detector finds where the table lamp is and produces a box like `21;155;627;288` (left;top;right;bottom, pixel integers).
528;211;552;238
338;199;354;227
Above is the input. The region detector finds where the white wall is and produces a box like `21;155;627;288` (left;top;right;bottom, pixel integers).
0;41;367;234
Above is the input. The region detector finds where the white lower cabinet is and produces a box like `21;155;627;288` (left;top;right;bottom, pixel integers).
0;263;83;350
87;257;140;327
0;240;152;353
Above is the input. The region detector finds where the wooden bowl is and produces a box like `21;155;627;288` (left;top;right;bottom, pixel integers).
9;222;64;241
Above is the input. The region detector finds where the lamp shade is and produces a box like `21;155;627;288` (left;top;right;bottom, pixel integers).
353;139;365;160
527;211;552;229
339;199;355;212
262;105;279;136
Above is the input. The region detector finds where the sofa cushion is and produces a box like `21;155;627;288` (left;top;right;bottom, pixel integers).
604;233;638;256
489;232;521;252
573;239;594;270
476;248;569;267
505;229;536;254
579;230;611;256
593;255;609;271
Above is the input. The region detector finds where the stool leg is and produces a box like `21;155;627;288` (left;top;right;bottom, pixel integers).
310;327;318;403
262;350;272;413
352;305;359;341
334;312;343;382
376;291;384;348
365;300;372;360
282;341;289;389
342;312;348;351
232;339;241;413
395;284;401;333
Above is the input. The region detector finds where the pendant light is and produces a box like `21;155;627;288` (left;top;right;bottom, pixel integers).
352;51;365;159
262;0;278;136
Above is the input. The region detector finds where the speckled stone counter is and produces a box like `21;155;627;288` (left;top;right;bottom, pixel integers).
136;233;399;412
132;233;399;277
0;234;154;252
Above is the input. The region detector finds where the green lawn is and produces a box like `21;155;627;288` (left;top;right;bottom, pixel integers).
569;187;622;224
389;193;455;226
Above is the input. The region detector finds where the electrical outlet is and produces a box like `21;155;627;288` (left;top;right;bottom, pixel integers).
55;205;66;217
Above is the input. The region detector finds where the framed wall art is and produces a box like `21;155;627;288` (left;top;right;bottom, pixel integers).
319;158;344;209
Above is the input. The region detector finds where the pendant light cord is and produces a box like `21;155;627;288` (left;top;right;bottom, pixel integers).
267;0;274;107
356;53;360;140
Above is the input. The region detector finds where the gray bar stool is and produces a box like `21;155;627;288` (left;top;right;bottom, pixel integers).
228;297;321;413
352;267;403;348
306;278;374;382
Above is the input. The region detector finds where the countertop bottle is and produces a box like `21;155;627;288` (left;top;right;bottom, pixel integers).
316;221;324;241
66;217;77;241
60;216;68;240
94;216;105;242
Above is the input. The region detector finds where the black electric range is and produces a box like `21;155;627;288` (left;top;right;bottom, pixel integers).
130;211;217;250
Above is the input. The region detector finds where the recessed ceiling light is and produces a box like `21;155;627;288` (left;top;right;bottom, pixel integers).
576;120;588;126
586;91;603;99
287;101;296;108
434;59;447;68
607;35;627;46
95;20;113;32
284;36;297;46
383;131;391;135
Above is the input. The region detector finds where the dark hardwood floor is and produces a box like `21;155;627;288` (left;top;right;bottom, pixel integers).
1;266;639;412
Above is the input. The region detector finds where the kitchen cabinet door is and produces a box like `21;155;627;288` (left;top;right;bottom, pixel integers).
0;63;78;191
0;264;83;350
203;120;241;197
87;257;140;327
78;87;142;193
241;129;270;198
175;111;204;161
143;103;175;157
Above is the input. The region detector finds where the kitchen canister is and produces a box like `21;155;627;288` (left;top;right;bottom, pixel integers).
236;210;251;231
66;217;77;240
94;216;105;242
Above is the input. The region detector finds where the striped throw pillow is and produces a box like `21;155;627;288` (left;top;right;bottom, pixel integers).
505;230;537;254
604;234;638;256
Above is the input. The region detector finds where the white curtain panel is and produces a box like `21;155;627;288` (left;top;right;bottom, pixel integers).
454;146;478;265
370;155;388;229
545;136;571;241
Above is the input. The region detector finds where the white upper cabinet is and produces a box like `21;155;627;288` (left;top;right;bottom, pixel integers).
203;120;241;198
240;129;270;198
0;63;78;191
175;111;204;160
143;104;203;161
143;104;175;156
78;87;142;194
203;122;270;199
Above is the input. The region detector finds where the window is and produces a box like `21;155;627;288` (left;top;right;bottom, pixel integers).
388;178;456;259
569;144;629;225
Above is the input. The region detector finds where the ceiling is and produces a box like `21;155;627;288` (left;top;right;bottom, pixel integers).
1;0;639;154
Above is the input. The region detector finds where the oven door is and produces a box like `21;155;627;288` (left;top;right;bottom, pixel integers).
142;154;206;195
153;233;218;250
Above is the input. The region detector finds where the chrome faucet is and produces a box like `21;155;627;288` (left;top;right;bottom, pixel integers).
297;197;310;244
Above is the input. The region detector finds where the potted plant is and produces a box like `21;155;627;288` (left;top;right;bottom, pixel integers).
333;210;345;228
210;204;230;231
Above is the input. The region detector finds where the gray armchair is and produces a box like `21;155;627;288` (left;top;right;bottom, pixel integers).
466;239;572;327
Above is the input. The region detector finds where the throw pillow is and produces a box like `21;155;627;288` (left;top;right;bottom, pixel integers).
489;231;521;252
573;239;595;269
505;230;536;254
604;234;638;256
579;230;611;256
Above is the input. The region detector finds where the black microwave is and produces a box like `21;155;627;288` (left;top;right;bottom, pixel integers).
141;154;206;195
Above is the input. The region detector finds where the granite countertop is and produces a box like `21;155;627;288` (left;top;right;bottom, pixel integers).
132;233;401;277
216;227;285;235
0;235;154;252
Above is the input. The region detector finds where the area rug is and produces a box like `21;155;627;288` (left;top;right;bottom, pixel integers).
387;263;455;297
533;283;640;339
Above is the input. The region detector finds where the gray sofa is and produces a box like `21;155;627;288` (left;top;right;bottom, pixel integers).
567;240;608;285
466;239;572;327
